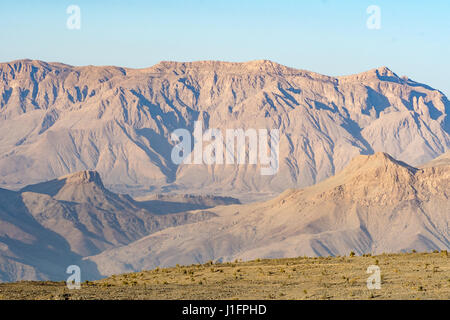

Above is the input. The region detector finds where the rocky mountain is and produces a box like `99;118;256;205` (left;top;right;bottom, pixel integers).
0;59;449;199
85;152;450;277
0;171;216;282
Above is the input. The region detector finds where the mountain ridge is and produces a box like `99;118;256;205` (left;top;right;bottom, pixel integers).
0;59;448;198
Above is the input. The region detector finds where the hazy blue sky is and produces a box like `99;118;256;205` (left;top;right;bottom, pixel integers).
1;0;449;95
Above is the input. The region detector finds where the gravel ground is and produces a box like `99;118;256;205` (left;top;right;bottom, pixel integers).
0;252;448;300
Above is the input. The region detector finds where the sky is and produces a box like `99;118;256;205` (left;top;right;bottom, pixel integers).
0;0;449;95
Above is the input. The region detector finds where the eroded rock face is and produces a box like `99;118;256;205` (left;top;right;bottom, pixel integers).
0;59;448;198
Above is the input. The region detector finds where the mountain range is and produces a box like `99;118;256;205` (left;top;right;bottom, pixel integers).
0;59;449;199
0;59;449;282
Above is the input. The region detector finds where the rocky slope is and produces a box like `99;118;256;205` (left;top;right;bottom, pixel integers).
0;171;216;282
0;187;83;282
86;152;450;277
0;59;448;198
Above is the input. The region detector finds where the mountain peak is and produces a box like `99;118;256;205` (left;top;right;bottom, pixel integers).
374;66;395;76
344;152;417;175
303;152;418;195
142;59;338;83
293;152;429;207
338;66;401;83
148;59;288;72
354;151;398;163
61;170;104;187
20;170;105;198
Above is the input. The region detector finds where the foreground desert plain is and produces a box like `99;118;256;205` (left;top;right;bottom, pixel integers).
0;251;448;300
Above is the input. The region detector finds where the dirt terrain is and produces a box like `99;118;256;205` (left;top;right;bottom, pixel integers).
0;251;448;300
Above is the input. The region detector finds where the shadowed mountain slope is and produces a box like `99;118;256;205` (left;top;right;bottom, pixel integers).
0;171;217;281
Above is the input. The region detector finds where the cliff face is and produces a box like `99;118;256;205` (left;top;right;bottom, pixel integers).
0;59;449;198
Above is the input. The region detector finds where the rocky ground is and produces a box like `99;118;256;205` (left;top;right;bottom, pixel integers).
0;251;448;300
